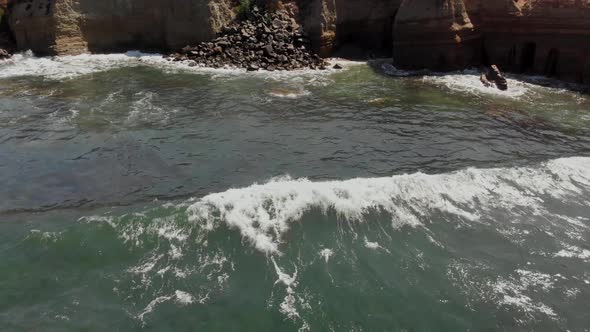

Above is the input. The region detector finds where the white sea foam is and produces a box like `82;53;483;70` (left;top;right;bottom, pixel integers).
126;91;178;126
363;237;390;253
0;50;169;80
187;157;590;254
422;72;531;99
271;257;301;320
554;244;590;261
491;270;558;320
449;262;561;322
136;290;197;322
268;88;311;99
319;249;334;263
0;50;355;81
174;290;195;305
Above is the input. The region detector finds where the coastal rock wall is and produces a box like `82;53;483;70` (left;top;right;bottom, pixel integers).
392;0;590;83
7;0;235;55
477;0;590;83
293;0;401;56
393;0;481;70
333;0;402;55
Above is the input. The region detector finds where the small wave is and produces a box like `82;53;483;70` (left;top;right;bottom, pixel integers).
422;72;531;99
554;244;590;261
187;157;590;254
267;87;311;99
0;50;168;80
378;63;587;102
0;51;357;81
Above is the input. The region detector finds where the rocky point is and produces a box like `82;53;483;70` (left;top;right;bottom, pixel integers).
167;6;328;71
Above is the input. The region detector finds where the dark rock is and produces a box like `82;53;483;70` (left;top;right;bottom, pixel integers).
0;48;12;60
481;65;508;91
333;64;343;70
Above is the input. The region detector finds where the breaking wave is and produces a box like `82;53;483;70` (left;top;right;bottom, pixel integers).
187;156;590;253
50;157;590;327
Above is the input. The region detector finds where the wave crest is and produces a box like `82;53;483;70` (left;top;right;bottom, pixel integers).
187;157;590;253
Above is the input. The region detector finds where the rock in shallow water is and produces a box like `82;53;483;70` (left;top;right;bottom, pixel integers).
480;65;508;91
167;7;327;71
0;48;11;60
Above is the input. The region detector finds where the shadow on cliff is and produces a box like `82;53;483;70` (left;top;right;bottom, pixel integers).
0;2;16;52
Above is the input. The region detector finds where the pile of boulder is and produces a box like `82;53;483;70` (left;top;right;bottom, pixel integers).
167;6;328;71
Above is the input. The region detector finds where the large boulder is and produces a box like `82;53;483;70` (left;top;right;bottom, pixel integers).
8;0;235;55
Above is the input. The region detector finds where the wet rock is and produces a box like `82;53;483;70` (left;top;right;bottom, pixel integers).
0;48;11;60
333;64;343;70
167;7;327;71
481;65;508;91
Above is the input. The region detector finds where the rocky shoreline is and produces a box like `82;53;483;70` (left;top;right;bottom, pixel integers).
167;7;328;71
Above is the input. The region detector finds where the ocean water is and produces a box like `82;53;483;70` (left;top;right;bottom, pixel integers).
1;52;589;331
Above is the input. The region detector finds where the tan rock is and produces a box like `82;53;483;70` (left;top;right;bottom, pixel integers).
393;0;481;70
8;0;235;55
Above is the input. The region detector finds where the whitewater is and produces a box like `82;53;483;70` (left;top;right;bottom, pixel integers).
1;52;589;331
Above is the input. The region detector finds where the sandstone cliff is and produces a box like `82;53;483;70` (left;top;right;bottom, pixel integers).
7;0;235;55
393;0;481;70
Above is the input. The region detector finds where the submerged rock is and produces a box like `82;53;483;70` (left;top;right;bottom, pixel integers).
168;7;327;71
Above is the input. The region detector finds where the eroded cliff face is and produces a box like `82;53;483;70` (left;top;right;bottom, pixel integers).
268;0;401;57
393;0;481;70
392;0;590;83
8;0;235;55
476;0;590;83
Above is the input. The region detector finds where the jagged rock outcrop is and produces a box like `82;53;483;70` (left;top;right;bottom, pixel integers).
480;64;508;91
7;0;235;55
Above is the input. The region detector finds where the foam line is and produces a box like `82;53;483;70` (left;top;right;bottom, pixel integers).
186;157;590;253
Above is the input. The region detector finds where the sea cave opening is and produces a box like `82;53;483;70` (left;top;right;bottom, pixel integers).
520;42;536;73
